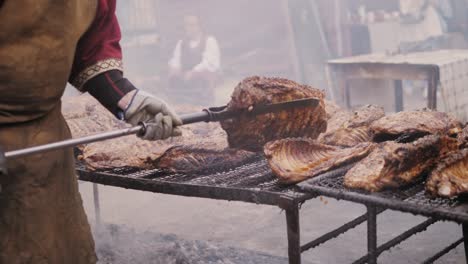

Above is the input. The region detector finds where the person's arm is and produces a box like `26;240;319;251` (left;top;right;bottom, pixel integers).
69;0;181;140
191;36;221;73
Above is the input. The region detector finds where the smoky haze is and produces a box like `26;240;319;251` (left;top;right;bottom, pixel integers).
114;0;330;106
71;1;468;263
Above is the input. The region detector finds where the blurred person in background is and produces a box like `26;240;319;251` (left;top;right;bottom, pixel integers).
168;15;221;106
0;0;180;263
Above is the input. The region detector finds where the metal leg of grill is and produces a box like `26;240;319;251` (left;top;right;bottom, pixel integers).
285;203;301;264
367;205;378;264
394;80;403;112
93;183;101;227
463;223;468;263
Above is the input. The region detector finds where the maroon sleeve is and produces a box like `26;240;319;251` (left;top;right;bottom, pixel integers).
69;0;124;90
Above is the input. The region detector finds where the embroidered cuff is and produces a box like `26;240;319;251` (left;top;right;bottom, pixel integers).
71;58;123;90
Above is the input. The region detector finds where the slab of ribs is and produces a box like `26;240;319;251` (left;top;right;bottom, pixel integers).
264;138;375;184
344;135;458;192
220;76;327;152
63;80;468;199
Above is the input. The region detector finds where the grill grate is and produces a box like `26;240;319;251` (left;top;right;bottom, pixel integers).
299;168;468;223
77;156;308;206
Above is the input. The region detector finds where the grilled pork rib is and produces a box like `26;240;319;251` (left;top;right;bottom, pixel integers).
264;138;375;184
220;76;327;152
371;111;462;142
152;146;257;173
426;149;468;198
320;105;385;147
344;135;457;192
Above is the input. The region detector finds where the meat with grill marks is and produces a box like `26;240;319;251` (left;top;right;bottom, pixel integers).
344;135;458;192
220;76;327;152
371;110;462;142
151;146;257;173
426;149;468;198
457;125;468;149
264;138;375;184
320;105;385;147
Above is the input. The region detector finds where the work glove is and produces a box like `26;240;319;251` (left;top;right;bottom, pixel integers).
124;91;182;140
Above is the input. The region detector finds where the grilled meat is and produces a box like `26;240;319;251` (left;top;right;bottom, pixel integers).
371;110;462;142
320;105;385;147
344;135;458;192
79;136;173;170
220;76;327;152
264;138;375;184
152;146;257;173
76;121;228;170
457;125;468;149
426;149;468;198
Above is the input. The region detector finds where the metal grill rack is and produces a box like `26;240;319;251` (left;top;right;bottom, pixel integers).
77;157;468;264
299;167;468;264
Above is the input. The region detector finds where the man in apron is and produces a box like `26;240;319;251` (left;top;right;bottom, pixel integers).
0;1;181;263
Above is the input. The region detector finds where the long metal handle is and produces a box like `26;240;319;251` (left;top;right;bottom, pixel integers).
4;112;212;160
3;97;318;160
5;126;144;159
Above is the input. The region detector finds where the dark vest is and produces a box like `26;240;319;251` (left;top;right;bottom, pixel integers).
180;37;207;71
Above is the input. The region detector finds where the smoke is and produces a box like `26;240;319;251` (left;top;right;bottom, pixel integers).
92;224;289;264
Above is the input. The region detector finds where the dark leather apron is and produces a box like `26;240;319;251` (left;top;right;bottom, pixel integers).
0;1;97;263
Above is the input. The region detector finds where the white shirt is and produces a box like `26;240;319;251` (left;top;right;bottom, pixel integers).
168;35;221;73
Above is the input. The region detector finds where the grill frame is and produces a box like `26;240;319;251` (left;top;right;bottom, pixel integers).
77;157;468;264
298;166;468;223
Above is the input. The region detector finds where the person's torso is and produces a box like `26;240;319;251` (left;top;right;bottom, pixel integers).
0;0;96;124
180;36;206;71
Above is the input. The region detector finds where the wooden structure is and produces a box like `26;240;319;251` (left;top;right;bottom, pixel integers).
327;50;468;122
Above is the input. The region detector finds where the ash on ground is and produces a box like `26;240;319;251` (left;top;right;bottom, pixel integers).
93;224;289;264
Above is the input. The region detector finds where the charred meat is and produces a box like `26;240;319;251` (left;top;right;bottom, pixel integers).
264;138;375;184
457;125;468;149
77;122;228;170
426;149;468;198
220;76;327;152
152;146;257;173
320;105;385;147
344;135;457;192
371;110;462;142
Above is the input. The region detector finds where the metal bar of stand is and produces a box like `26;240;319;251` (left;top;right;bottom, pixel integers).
394;80;403;112
93;183;101;227
464;223;468;263
353;218;437;264
285;203;301;264
301;208;386;252
366;205;378;264
422;237;464;264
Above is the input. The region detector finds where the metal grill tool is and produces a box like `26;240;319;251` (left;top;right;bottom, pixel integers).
0;98;318;173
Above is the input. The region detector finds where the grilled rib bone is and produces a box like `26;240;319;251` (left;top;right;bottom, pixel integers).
344;135;458;192
264;138;375;184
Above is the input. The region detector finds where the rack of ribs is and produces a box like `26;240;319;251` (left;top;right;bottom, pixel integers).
264;138;375;184
371;110;462;142
220;76;327;152
151;145;257;173
344;135;458;192
320;105;385;147
426;149;468;198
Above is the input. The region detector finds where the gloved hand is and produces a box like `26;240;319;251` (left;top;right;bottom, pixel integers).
124;91;182;140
